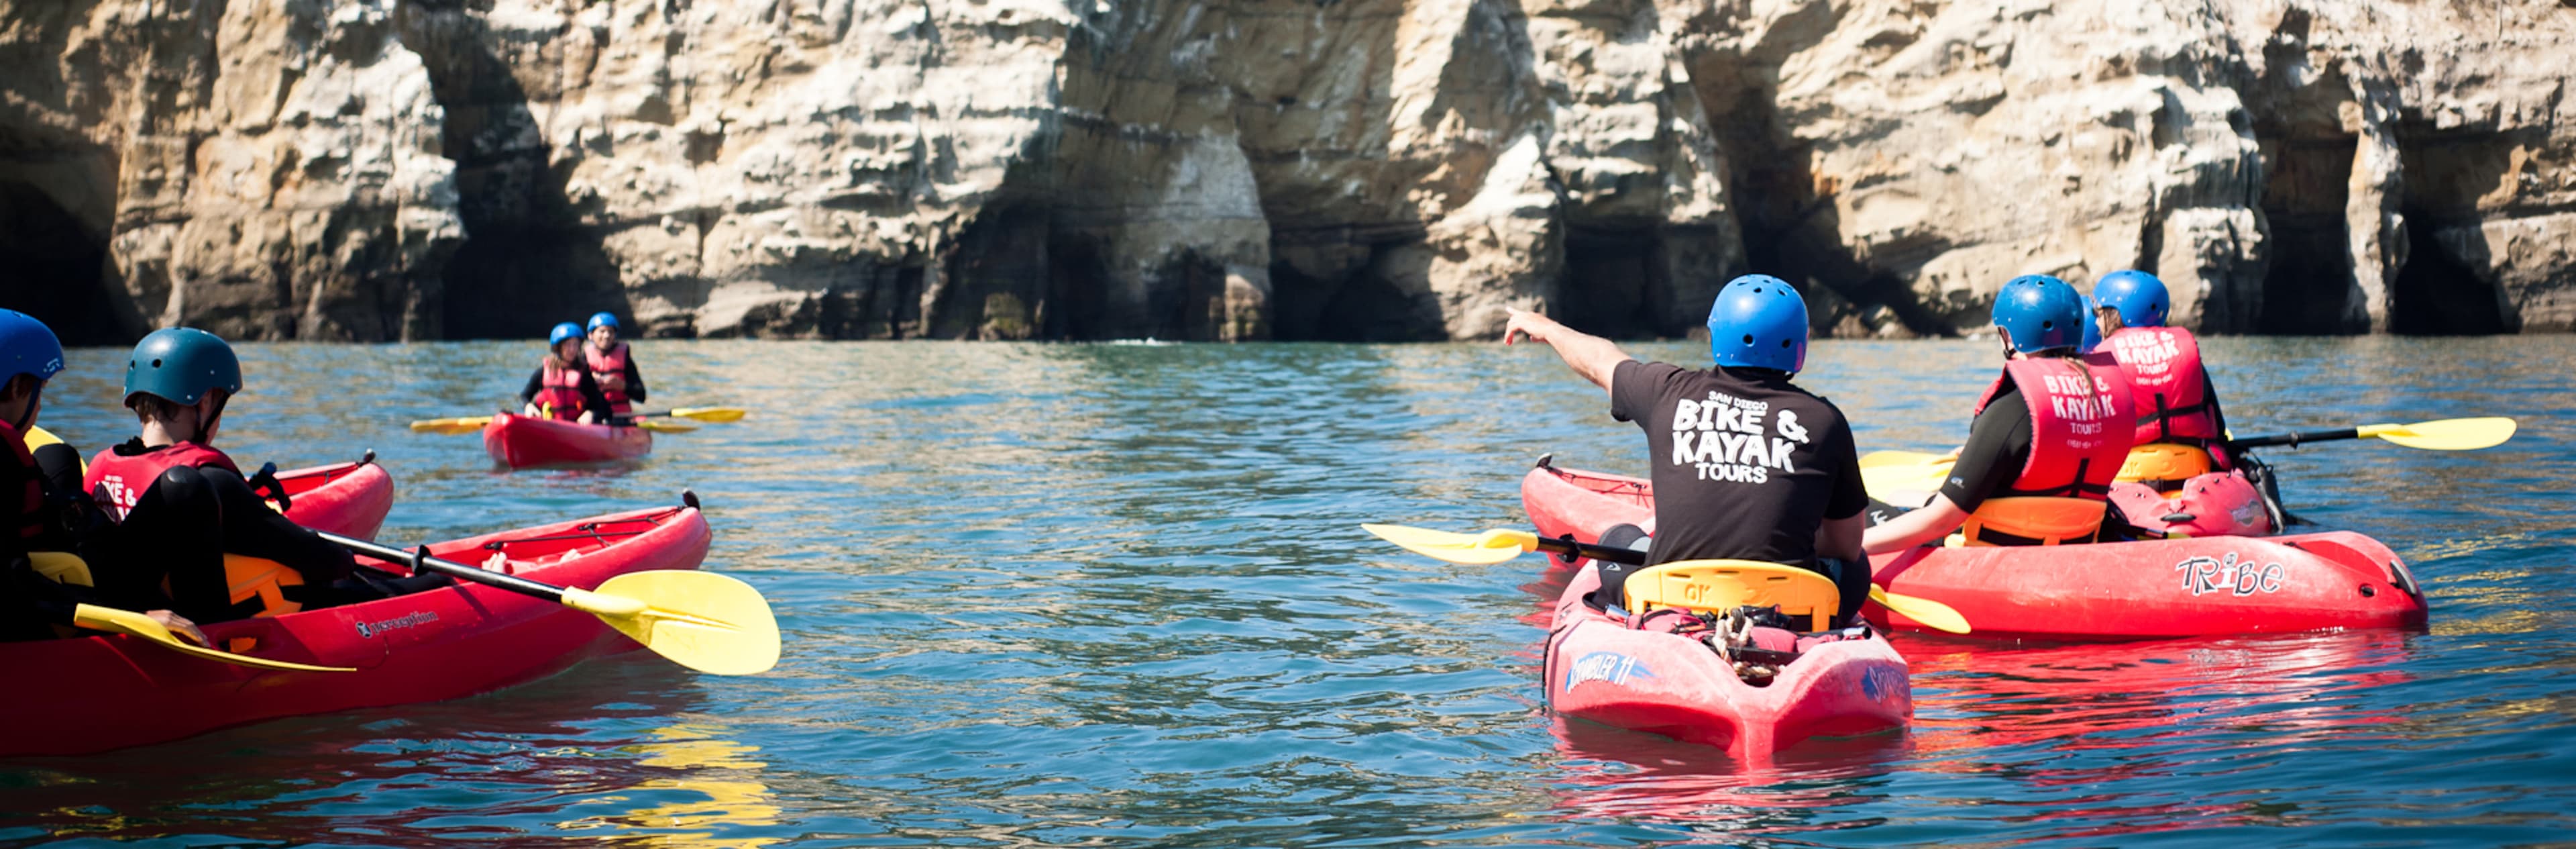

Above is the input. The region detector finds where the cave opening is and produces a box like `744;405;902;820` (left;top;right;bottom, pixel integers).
0;179;123;346
2253;136;2359;334
2387;210;2508;335
1044;235;1111;340
1558;226;1652;338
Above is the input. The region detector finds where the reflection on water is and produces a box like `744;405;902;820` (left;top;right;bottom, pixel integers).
5;336;2576;845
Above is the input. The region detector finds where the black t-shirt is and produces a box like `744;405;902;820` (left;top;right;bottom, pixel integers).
1610;360;1866;567
1939;385;2037;513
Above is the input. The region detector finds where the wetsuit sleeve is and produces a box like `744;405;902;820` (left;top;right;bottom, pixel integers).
1609;360;1682;424
1821;411;1866;521
578;371;614;419
1939;389;2035;513
623;358;647;404
519;368;545;405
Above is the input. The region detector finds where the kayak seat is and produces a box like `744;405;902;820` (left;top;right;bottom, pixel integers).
2116;444;2214;485
1962;497;2107;546
1621;560;1840;632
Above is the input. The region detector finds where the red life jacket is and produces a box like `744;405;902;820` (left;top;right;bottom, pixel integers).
533;359;588;420
2101;326;2222;448
84;440;240;522
1969;355;2135;502
583;341;634;414
0;421;45;545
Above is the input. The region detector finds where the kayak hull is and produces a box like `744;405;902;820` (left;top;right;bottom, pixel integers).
273;458;395;540
1546;562;1911;756
1522;462;2428;640
0;505;712;756
482;412;651;468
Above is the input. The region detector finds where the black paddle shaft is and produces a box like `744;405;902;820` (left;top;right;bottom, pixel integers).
317;531;571;604
1534;534;1648;566
2224;428;2363;450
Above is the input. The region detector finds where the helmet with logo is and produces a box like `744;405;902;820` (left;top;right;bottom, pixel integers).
1991;274;2085;354
587;311;621;333
549;322;584;346
2092;270;2170;328
0;309;64;387
124;327;242;405
1706;274;1809;374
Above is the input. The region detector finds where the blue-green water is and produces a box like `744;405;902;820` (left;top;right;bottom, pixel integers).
3;336;2573;846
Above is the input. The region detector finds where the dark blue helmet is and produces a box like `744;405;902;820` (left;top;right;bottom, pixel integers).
2092;270;2170;328
1991;274;2085;354
124;327;242;405
1706;274;1809;374
0;309;64;387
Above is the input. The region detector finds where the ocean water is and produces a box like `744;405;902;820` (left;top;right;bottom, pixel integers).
3;335;2570;846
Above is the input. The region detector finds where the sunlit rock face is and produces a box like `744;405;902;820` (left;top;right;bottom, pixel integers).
0;0;2566;341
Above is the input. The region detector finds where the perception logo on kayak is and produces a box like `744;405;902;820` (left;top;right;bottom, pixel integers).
1564;652;1657;690
2176;552;2285;597
355;611;439;638
1859;666;1907;704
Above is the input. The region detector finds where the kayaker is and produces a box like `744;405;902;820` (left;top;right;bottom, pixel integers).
1505;274;1872;626
0;310;204;644
582;312;646;417
1862;274;2136;554
520;322;613;423
82;328;401;622
2090;270;2235;484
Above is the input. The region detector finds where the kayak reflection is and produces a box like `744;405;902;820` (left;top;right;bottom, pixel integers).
1544;715;1902;828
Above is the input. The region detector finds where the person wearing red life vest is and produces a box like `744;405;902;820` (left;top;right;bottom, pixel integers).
521;322;614;423
2090;270;2234;484
0;311;205;644
81;328;387;623
1864;274;2137;553
582;312;647;416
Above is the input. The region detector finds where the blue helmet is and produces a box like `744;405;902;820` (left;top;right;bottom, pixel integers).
549;322;584;346
587;311;621;333
2079;293;2102;353
2092;270;2169;328
124;327;241;405
1991;274;2085;354
0;309;64;387
1706;274;1809;373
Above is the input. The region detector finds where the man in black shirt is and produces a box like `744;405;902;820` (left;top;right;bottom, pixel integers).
1505;275;1871;626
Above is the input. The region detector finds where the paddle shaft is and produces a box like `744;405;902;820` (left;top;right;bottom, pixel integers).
2224;428;2361;450
316;530;572;605
1531;534;1647;566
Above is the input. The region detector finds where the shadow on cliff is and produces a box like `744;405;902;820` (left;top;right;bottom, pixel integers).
395;2;629;340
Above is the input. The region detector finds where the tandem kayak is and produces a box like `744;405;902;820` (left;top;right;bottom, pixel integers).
482;412;651;468
1862;449;2282;539
1546;562;1911;756
0;504;712;756
1522;461;2428;640
272;454;395;540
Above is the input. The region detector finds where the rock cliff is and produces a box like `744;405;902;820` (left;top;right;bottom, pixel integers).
0;0;2568;342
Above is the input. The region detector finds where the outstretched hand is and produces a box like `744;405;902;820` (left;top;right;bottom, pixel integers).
1503;307;1565;346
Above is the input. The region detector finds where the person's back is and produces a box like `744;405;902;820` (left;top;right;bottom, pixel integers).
1506;274;1870;626
2090;270;2231;482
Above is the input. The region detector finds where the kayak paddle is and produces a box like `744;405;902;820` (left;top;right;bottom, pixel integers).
2224;416;2517;451
1360;523;1970;634
317;531;780;676
409;415;494;434
631;419;700;434
70;604;356;672
413;407;742;434
628;407;747;423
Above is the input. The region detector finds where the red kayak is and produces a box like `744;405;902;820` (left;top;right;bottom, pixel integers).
1546;562;1911;757
272;455;395;540
482;412;651;468
1523;461;2428;640
0;504;711;756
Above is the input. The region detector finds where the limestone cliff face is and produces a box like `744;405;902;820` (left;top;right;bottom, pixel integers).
0;0;2568;342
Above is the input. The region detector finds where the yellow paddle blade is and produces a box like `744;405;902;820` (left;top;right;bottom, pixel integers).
672;407;747;422
635;419;700;434
410;415;494;434
70;605;356;672
1860;450;1952;469
1360;523;1540;565
1870;586;1970;634
2357;417;2518;450
1862;453;1955;503
561;570;779;676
